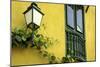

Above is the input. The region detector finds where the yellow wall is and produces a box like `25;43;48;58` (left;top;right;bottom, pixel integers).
85;6;96;61
12;1;65;66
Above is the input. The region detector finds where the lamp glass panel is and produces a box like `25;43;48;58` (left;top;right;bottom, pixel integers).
25;9;32;25
33;9;43;26
76;9;83;33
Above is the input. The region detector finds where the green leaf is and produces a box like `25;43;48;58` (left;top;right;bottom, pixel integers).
15;35;22;42
44;44;48;49
22;36;26;41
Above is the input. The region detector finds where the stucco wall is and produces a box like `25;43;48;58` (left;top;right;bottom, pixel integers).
85;6;96;61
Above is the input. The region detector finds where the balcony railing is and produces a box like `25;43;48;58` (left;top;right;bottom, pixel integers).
66;31;86;61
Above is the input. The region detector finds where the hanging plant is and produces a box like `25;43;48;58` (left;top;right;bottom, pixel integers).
12;28;57;49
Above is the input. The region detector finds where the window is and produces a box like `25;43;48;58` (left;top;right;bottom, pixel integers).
65;5;86;61
67;6;74;28
76;8;83;32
